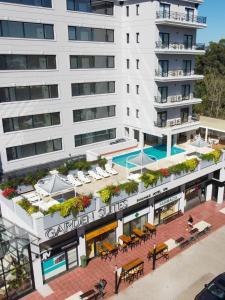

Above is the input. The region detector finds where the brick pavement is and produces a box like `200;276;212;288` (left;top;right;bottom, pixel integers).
23;201;225;300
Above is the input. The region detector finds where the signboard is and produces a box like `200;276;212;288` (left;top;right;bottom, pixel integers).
154;193;182;209
44;199;128;239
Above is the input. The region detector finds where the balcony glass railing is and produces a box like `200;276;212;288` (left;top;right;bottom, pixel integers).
155;69;197;77
155;115;200;128
154;95;193;103
155;41;205;50
156;11;207;24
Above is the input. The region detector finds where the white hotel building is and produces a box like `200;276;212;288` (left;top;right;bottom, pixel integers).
0;0;225;298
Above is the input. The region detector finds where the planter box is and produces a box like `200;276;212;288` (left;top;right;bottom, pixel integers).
78;199;96;216
200;159;214;169
138;176;171;192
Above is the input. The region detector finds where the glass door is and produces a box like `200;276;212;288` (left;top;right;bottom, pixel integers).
159;32;170;48
159;60;169;77
183;60;192;76
160;3;170;18
158;86;168;103
157;111;167;127
184;35;193;49
185;8;194;22
181;107;189;123
181;84;191;100
67;247;78;269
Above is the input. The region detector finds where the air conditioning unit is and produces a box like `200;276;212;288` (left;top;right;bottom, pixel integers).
176;119;181;125
177;95;182;101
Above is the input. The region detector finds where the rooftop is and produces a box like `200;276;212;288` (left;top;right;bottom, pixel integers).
200;116;225;133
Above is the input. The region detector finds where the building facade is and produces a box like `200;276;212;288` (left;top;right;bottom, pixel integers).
1;0;225;299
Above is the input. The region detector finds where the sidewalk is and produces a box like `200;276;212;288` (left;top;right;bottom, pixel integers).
23;201;225;300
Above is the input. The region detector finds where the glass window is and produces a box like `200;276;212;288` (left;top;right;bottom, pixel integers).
108;81;115;93
76;26;92;41
46;55;56;69
107;56;114;68
68;26;76;40
24;22;44;39
70;55;113;69
95;82;107;94
0;0;52;7
93;28;105;42
2;118;14;132
53;138;62;151
74;128;116;146
67;0;75;10
1;20;24;38
67;0;113;15
7;55;27;70
33;113;51;128
77;0;91;12
30;85;45;99
44;24;54;39
95;56;107;68
15;86;30;101
106;29;114;42
0;87;10;102
36;141;48;155
51;112;60;125
49;85;58;98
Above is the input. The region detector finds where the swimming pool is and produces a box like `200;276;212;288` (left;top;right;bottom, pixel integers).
112;144;185;169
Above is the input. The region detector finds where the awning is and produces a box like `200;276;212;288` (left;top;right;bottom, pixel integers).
128;151;155;167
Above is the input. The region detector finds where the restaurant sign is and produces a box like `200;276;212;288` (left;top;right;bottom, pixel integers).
44;199;128;239
154;193;182;209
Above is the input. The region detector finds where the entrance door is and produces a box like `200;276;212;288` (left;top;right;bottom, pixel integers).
134;129;140;142
184;35;193;49
159;60;169;77
160;3;170;18
159;32;170;48
181;107;189;123
157;111;167;127
185;8;194;22
183;60;192;76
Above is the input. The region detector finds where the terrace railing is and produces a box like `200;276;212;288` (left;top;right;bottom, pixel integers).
155;41;205;51
156;11;207;25
155;69;197;77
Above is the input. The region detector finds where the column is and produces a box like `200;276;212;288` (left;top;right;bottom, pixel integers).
30;244;46;290
173;134;178;146
116;219;123;244
148;205;154;224
140;132;145;148
217;186;225;204
204;127;208;142
206;184;213;201
179;191;186;213
167;133;172;157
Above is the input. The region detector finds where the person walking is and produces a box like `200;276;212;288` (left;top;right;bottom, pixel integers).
95;279;107;298
187;215;193;229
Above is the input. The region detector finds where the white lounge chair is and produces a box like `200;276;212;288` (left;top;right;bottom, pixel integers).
105;164;118;175
67;175;82;187
88;170;102;180
77;171;91;183
127;173;141;182
96;167;110;178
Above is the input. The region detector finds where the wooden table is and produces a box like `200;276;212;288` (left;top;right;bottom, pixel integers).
132;228;145;238
102;242;116;252
148;243;168;260
144;223;156;232
119;235;131;244
122;258;144;273
80;289;97;299
190;228;198;234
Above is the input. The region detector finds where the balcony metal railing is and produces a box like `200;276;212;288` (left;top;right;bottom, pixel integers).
156;11;207;24
155;115;200;128
155;69;197;77
155;41;205;51
154;95;193;104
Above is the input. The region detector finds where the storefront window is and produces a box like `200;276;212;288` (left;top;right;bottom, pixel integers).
123;215;148;236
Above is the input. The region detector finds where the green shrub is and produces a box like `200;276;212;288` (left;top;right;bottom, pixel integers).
73;160;91;171
57;165;69;175
140;170;162;188
17;199;39;215
200;150;222;163
97;156;107;169
120;180;138;195
99;185;121;204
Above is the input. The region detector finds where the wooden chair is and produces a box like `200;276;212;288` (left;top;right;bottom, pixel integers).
134;237;140;246
98;248;109;261
121;243;128;252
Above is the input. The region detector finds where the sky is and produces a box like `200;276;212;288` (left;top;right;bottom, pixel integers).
198;0;225;44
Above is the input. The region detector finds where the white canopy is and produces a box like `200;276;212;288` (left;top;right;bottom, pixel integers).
35;174;73;196
128;151;155;167
191;134;209;148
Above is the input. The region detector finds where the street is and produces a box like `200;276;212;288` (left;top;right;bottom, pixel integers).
111;226;225;300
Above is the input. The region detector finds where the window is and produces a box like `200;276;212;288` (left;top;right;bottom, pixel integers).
184;35;193;49
0;55;56;70
3;112;60;132
185;8;194;22
159;3;170;18
156;111;167;127
183;60;192;75
136;59;139;69
6;138;62;161
0;21;54;39
73;105;115;122
159;32;170;48
126;59;130;69
0;84;58;103
71;81;115;96
68;26;114;42
67;0;113;15
126;84;130;93
158;60;169;77
136;4;139;15
126;6;129;16
126;107;130;116
136;32;139;43
181;107;189;123
70;55;114;69
126;33;129;44
0;0;52;7
74;128;116;146
136;109;139;118
136;85;139;94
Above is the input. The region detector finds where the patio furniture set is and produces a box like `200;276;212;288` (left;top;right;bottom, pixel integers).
67;165;118;187
147;243;169;261
120;258;144;284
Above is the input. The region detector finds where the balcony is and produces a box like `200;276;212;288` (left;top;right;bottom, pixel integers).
156;11;207;29
154;115;200;132
155;41;205;55
155;69;204;82
154;95;202;108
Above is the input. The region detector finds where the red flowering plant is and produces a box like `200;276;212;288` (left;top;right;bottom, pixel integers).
81;195;91;209
2;187;17;199
159;168;170;177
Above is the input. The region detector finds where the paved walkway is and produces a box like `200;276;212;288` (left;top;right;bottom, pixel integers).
111;225;225;300
23;201;225;300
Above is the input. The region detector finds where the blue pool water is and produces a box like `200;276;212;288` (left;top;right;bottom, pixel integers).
112;144;185;169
